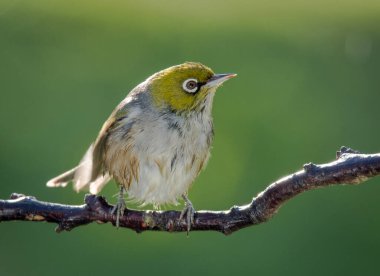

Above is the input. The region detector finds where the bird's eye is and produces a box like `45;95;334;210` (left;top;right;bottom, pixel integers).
182;78;198;93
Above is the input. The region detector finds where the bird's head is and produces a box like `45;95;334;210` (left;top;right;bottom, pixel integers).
148;62;236;114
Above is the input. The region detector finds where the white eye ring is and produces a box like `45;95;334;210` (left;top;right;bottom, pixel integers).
182;78;198;93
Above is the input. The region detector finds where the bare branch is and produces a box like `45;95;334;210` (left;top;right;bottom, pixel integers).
1;146;380;235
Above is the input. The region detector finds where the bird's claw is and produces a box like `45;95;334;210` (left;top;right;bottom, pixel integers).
111;186;126;228
179;195;195;235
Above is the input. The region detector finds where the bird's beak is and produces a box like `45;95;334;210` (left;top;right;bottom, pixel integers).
204;73;237;89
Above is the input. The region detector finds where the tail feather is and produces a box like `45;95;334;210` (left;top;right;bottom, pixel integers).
73;144;95;192
89;174;111;194
47;144;111;194
46;166;78;188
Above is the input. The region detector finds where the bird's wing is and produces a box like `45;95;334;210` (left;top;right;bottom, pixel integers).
73;102;131;193
92;107;129;179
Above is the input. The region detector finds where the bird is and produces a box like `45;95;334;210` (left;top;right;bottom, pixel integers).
47;62;236;232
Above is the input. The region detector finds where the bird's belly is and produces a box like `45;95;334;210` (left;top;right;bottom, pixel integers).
106;112;213;207
128;122;212;207
127;157;196;207
126;138;210;207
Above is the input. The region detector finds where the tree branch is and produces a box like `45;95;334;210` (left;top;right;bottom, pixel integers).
1;146;380;235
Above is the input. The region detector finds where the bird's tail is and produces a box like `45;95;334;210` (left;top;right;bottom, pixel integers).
46;166;78;188
46;144;111;194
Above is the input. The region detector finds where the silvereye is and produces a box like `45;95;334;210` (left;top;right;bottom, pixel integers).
47;62;236;232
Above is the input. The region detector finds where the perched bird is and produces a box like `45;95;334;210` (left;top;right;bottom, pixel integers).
47;62;236;231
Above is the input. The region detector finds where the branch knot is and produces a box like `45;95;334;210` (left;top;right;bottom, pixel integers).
336;146;361;159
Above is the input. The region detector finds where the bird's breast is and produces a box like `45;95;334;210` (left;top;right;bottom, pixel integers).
106;110;213;207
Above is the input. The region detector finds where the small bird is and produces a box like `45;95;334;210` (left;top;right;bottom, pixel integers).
47;62;236;231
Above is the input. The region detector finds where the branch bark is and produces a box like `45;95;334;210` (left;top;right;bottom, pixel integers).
1;146;379;235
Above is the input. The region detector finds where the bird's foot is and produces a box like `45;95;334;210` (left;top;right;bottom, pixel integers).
111;186;126;228
179;195;195;235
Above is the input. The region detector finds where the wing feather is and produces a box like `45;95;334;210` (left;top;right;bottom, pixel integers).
73;104;130;193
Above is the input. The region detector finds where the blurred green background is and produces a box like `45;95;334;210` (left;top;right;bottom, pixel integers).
1;0;380;275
